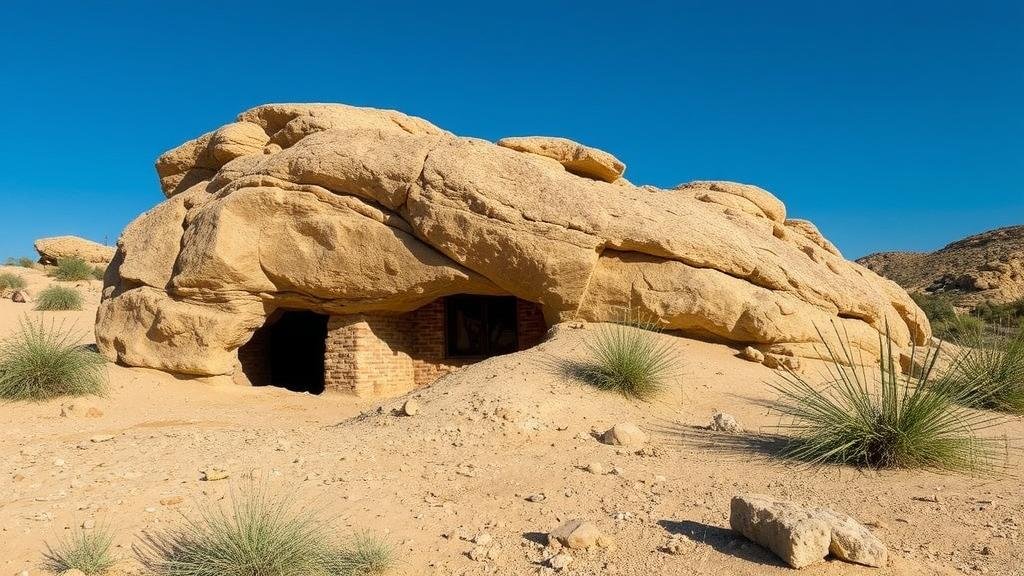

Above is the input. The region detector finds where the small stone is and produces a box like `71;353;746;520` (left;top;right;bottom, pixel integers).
527;493;546;503
472;532;493;546
160;496;184;506
11;290;28;303
549;552;573;570
764;353;801;371
201;468;229;481
89;434;115;443
584;462;603;474
468;545;488;561
81;519;96;530
740;346;764;363
600;423;647;446
401;399;420;416
548;519;611;550
53;458;66;467
709;412;740;433
981;545;995;556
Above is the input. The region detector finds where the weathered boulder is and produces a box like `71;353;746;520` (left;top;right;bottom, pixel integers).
497;136;625;183
96;102;930;377
730;494;887;568
35;235;115;265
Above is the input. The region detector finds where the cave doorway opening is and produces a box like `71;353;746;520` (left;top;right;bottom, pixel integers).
238;310;328;394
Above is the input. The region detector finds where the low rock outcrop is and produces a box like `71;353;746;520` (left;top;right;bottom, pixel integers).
35;235;114;265
730;494;887;568
96;102;928;378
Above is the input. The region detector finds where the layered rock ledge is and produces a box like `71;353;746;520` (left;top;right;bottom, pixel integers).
96;102;929;377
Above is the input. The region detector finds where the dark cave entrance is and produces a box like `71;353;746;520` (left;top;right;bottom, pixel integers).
238;310;328;394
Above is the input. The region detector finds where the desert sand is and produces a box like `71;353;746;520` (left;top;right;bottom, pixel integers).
1;264;1022;575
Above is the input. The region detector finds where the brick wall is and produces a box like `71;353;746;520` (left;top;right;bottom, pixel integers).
322;297;548;397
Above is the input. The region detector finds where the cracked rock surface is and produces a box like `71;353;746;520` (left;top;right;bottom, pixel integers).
96;102;929;376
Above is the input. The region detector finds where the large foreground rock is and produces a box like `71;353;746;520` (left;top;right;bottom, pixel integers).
730;494;887;568
96;102;929;376
35;235;115;265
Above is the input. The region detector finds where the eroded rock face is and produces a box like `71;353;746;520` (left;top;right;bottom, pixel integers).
96;102;929;377
35;235;115;265
729;494;887;568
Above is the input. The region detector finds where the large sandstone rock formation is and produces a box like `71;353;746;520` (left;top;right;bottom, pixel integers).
96;103;929;377
35;235;115;265
858;225;1024;309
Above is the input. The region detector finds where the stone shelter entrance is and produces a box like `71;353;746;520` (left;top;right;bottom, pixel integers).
237;295;546;397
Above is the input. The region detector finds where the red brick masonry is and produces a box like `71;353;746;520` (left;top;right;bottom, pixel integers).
323;297;546;396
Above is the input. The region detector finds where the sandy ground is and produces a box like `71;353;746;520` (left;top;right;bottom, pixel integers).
1;265;1022;576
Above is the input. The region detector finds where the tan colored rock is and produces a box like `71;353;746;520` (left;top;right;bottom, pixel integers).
34;235;115;265
730;494;887;569
497;136;625;183
600;422;647;446
97;102;931;382
548;519;612;550
740;346;765;363
675;180;786;223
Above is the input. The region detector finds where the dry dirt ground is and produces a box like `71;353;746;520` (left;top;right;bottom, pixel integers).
1;265;1022;576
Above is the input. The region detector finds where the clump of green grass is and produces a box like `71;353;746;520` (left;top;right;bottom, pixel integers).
933;314;985;342
0;271;27;294
92;265;107;281
0;317;106;400
139;481;390;576
42;525;116;575
325;532;395;575
770;324;1003;473
35;285;84;311
912;292;956;324
566;320;678;400
942;329;1024;414
51;257;95;281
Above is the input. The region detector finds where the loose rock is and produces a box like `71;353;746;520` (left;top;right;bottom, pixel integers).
740;346;765;362
548;519;612;550
600;423;647;447
709;412;740;433
401;399;420;416
729;494;887;569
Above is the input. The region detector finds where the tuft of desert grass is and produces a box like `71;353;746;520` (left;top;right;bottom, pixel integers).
0;317;106;401
35;285;84;311
567;320;678;401
139;480;336;576
325;532;395;576
942;328;1024;414
0;271;27;293
770;323;1004;473
52;257;95;281
42;525;116;575
4;256;35;268
92;265;107;281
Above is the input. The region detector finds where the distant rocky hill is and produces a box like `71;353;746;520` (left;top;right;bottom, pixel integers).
858;225;1024;308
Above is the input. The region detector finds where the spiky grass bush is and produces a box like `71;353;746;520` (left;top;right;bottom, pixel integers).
568;321;678;400
943;329;1024;414
42;525;116;575
0;317;106;400
770;325;1003;472
325;532;395;576
52;257;94;281
139;481;383;576
0;271;27;293
92;265;106;281
35;285;84;311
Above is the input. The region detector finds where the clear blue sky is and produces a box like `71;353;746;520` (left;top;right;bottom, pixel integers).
1;1;1020;259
